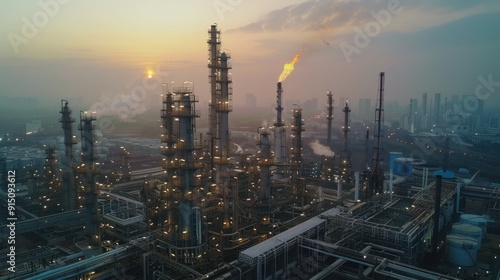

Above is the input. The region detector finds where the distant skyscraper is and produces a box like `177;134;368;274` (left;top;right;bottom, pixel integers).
409;99;419;131
477;99;484;128
421;93;427;116
443;97;448;125
285;98;300;112
358;98;372;120
419;92;429;129
301;98;318;115
434;93;441;125
245;93;257;108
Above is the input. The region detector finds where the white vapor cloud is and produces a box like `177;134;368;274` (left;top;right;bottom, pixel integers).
309;139;335;157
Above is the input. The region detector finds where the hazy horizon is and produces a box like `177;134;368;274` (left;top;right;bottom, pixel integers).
1;1;500;121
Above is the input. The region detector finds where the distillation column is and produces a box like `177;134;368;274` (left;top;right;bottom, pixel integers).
60;100;77;210
273;82;287;179
370;72;385;197
120;147;131;181
167;82;205;265
208;24;221;169
43;146;62;212
256;127;273;234
214;52;233;231
291;107;305;206
326;91;334;149
340;101;351;183
79;111;100;247
160;84;176;232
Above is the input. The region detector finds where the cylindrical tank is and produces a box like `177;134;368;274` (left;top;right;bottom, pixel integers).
394;158;415;177
389;152;402;172
460;214;487;239
451;223;482;248
446;234;478;267
433;169;456;180
412;163;439;177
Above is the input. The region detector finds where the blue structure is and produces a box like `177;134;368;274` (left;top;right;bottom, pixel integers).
433;169;455;180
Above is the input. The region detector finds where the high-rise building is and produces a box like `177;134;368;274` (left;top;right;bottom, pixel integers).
409;98;419;131
434;93;441;126
422;93;429;130
358;98;372;120
421;93;427;116
365;98;372;118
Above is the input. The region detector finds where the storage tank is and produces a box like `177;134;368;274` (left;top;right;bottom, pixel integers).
446;234;478;267
451;223;482;248
460;214;487;239
394;158;413;177
433;169;456;180
389;152;402;172
412;163;439;177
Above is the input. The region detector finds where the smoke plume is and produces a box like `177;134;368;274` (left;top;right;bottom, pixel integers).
309;140;335;157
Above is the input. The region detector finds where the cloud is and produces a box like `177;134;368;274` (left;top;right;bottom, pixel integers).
231;0;373;33
230;0;496;35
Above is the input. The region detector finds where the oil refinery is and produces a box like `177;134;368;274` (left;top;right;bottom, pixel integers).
1;24;500;280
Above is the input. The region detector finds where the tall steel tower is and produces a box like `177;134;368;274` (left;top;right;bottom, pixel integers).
273;82;287;180
257;128;272;203
291;107;305;206
208;24;221;164
78;111;100;246
370;72;385;197
340;101;351;183
120;147;131;182
159;84;176;232
326;91;334;149
255;127;273;234
214;51;233;230
165;82;206;264
60;100;77;210
43;146;62;212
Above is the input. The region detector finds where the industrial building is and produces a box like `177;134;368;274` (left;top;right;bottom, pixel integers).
1;24;500;280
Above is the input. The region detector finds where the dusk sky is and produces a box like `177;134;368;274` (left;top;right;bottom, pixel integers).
1;1;499;116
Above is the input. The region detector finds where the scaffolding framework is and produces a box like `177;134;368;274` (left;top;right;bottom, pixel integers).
208;24;221;160
326;91;333;150
370;72;385;197
78;111;100;247
290;107;306;210
340;101;351;183
160;82;206;265
60;100;78;210
214;51;234;232
273;82;288;177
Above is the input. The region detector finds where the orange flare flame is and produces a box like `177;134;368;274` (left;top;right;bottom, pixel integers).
278;50;304;82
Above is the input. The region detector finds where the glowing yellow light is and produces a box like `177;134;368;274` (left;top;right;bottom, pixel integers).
147;70;154;79
278;50;304;82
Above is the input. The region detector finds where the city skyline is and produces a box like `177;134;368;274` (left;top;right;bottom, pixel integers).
1;2;500;277
1;1;499;114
